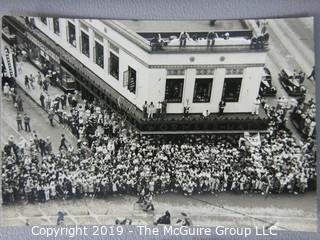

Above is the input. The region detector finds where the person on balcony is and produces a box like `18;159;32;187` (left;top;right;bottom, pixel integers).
223;32;230;40
148;102;155;119
207;32;216;48
143;101;148;119
183;99;190;118
150;35;162;51
156;101;162;118
161;100;167;119
179;32;189;47
202;109;209;118
219;100;226;115
252;97;261;115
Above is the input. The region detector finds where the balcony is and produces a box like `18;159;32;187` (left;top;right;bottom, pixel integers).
106;20;269;54
140;30;269;53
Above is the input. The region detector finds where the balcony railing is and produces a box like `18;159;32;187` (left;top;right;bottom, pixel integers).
139;30;269;53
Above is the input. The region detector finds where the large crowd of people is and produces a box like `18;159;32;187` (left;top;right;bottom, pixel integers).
1;39;316;205
1;89;316;204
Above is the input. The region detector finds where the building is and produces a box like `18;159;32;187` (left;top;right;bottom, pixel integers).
2;16;270;133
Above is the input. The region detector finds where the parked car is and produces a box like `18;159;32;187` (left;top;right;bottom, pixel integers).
278;69;306;96
259;67;277;96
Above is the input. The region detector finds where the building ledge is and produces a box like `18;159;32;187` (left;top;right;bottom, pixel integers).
137;107;270;133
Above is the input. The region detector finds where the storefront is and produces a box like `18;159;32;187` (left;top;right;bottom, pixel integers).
1;23;17;45
26;32;59;72
24;32;76;92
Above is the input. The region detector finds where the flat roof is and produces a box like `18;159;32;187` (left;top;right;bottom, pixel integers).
118;20;248;33
102;19;261;53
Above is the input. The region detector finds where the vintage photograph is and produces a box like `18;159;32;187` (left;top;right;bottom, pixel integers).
0;16;316;231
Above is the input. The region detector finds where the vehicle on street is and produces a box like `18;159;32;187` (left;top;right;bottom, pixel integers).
279;68;306;96
259;67;277;96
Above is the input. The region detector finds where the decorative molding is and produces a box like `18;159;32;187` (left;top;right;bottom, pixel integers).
196;68;215;75
226;67;244;75
149;63;263;69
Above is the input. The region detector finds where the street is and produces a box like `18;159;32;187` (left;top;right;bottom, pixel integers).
2;192;317;232
265;17;315;101
1;87;76;152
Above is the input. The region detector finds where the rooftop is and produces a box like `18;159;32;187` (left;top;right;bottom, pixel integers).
118;19;248;33
103;19;267;53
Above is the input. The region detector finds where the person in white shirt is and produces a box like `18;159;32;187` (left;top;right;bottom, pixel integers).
148;102;155;119
252;97;261;115
3;83;10;98
202;110;209;118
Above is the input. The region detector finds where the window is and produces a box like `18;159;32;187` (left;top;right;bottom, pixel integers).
165;79;184;103
53;18;60;35
109;52;119;79
81;31;90;57
67;22;76;47
40;17;47;25
193;78;213;102
222;78;242;102
128;67;136;94
95;41;104;68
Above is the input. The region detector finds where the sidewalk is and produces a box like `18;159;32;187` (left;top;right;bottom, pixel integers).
3;40;80;114
2;40;78;148
1;87;77;152
15;60;66;111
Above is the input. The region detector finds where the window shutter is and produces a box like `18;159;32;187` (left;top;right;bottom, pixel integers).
66;24;69;42
93;46;96;63
123;70;129;88
79;31;82;53
108;57;111;75
128;77;136;94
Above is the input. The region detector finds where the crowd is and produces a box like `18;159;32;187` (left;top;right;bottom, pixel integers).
1;42;316;204
1;89;317;204
291;98;316;138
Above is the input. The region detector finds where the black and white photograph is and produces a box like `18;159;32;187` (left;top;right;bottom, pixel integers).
0;16;316;232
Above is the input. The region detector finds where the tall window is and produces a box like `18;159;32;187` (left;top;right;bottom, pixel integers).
109;52;119;80
40;17;47;25
53;18;60;35
222;78;242;102
68;22;76;47
165;79;184;103
81;31;90;57
193;78;213;103
128;67;136;94
95;41;104;68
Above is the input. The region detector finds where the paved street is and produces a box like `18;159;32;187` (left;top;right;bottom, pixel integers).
266;17;315;101
261;17;315;142
1;40;77;150
1;87;77;151
2;192;317;232
0;17;317;232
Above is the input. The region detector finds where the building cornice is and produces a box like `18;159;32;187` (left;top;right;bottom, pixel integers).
148;63;264;69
